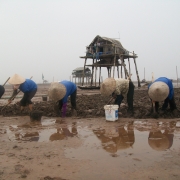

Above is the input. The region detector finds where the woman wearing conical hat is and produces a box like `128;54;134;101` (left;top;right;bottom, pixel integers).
48;80;77;118
148;77;177;115
100;77;135;115
8;74;37;112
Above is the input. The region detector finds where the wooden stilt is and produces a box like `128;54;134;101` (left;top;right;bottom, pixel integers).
82;58;87;86
128;58;131;77
120;55;129;79
95;60;97;86
133;51;141;87
107;67;110;77
113;47;116;78
121;65;123;78
124;63;126;79
99;67;101;86
117;66;119;78
91;59;94;86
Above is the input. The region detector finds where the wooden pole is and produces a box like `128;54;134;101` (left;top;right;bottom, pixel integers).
117;66;119;78
82;58;87;86
121;64;123;78
121;58;129;78
107;67;110;77
91;59;94;86
99;67;101;86
2;77;10;87
133;51;141;87
94;37;100;86
113;47;116;78
123;60;126;79
95;60;97;87
128;58;131;76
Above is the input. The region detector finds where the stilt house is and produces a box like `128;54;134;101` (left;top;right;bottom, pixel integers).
71;67;91;85
80;35;141;88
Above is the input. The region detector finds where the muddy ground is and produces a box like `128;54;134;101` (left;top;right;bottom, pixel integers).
0;84;180;119
0;84;180;179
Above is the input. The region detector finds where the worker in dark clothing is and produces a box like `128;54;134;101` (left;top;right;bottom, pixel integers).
100;77;135;115
148;77;177;114
48;80;77;117
8;74;37;112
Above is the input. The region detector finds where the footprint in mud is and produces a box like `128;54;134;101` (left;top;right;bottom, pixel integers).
110;153;119;157
41;176;67;180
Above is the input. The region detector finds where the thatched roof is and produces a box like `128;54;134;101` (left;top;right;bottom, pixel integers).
89;35;126;50
73;67;90;71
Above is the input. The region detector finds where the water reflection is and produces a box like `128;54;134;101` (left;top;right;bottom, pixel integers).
48;122;78;141
93;121;177;153
5;118;178;152
6;121;78;142
148;121;176;151
93;122;135;153
49;124;77;141
15;132;39;141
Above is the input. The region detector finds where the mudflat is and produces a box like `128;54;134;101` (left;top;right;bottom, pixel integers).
0;84;180;180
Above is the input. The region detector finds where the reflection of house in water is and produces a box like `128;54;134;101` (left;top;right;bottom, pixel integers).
93;122;135;153
71;67;91;85
80;35;141;89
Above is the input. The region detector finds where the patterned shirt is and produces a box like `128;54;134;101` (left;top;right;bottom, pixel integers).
114;78;129;97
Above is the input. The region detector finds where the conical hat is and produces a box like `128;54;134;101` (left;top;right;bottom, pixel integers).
148;82;169;101
100;78;116;96
48;82;66;101
8;74;25;84
148;131;169;151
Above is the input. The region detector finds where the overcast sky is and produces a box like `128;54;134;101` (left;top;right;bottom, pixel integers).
0;0;180;84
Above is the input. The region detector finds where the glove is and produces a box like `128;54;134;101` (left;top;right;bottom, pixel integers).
62;103;67;118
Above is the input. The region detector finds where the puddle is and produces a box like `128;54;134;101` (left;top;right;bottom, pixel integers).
41;118;56;126
5;120;78;142
3;119;180;165
64;121;180;169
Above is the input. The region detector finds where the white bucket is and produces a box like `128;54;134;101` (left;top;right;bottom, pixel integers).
104;105;119;121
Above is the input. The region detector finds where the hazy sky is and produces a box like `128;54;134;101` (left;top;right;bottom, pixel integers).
0;0;180;84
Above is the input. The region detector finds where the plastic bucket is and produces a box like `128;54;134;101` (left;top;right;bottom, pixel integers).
104;105;119;121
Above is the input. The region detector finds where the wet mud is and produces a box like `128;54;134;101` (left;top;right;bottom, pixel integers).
0;87;180;119
0;116;180;179
0;85;180;179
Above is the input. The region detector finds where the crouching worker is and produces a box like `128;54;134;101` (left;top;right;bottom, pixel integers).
0;85;5;98
100;77;135;115
8;74;37;112
148;77;177;115
48;80;77;117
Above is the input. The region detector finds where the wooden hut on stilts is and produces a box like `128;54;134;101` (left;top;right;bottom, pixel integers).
79;35;141;89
